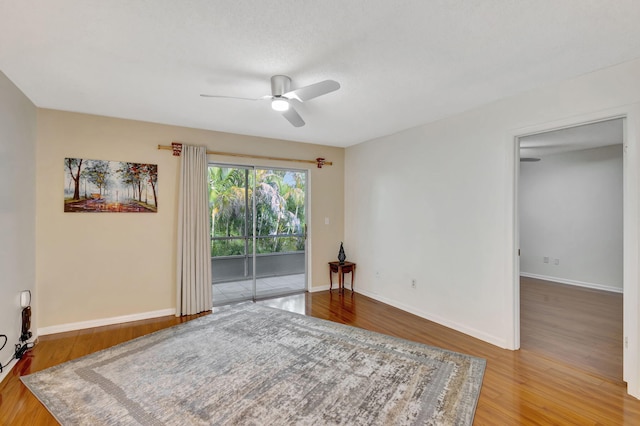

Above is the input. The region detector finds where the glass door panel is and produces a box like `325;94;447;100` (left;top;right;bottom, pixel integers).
209;166;252;305
251;168;307;299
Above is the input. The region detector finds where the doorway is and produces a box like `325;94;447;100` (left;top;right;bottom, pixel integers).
208;164;308;305
517;118;624;381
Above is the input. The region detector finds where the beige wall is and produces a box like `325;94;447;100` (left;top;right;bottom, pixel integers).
36;109;344;328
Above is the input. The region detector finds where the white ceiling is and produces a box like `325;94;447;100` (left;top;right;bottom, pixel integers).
519;118;624;159
2;1;640;148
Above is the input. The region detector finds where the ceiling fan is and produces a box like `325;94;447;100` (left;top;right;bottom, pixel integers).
200;75;340;127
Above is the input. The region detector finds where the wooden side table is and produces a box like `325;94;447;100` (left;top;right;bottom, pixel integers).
328;261;356;292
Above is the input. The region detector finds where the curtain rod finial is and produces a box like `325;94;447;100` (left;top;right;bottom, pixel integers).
171;142;183;156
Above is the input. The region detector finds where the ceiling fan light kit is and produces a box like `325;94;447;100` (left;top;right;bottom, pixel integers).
201;74;340;127
271;97;289;111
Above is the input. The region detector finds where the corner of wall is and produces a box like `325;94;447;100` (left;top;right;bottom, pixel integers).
0;71;37;383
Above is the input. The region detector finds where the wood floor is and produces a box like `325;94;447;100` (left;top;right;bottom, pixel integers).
520;276;623;383
1;285;639;425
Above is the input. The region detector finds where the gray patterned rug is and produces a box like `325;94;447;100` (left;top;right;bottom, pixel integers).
22;304;485;425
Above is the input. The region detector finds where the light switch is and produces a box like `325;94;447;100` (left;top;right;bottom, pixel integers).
325;217;330;225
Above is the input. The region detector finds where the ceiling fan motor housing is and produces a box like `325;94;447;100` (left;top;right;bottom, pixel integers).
271;75;291;97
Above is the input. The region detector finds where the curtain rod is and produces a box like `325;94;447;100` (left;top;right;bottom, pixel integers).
157;143;332;168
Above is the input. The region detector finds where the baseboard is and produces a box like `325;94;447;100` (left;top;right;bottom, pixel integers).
37;308;176;336
520;272;623;293
355;288;508;349
309;284;356;292
309;284;331;292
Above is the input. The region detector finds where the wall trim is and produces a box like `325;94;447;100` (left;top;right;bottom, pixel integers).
309;284;330;292
520;272;623;293
37;308;176;336
355;288;508;349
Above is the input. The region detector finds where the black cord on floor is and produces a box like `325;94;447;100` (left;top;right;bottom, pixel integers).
0;334;12;373
0;334;36;373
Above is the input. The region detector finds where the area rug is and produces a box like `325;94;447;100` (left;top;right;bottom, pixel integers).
21;304;485;425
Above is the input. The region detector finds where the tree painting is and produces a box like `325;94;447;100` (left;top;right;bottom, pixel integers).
64;158;158;213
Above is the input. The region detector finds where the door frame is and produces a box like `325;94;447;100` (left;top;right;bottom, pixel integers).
507;105;640;398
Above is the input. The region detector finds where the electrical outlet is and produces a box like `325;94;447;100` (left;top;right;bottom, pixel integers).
625;337;629;348
411;279;417;289
375;271;380;279
543;256;549;263
554;258;559;265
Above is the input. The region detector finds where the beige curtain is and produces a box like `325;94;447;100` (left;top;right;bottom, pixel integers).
176;144;212;316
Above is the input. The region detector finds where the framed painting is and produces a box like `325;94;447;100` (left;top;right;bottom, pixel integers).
64;158;158;213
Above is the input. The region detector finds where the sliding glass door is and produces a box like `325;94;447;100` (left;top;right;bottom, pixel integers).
209;164;307;305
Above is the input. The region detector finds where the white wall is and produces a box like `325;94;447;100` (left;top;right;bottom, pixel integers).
520;144;623;292
346;115;512;347
345;57;640;352
0;71;36;384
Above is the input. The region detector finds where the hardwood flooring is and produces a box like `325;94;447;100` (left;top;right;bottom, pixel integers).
520;276;623;383
1;287;639;425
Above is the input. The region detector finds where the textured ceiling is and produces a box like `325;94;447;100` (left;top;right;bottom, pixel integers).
2;1;640;147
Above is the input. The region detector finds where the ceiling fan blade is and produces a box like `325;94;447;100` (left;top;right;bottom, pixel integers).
284;80;340;102
200;94;270;101
282;106;305;127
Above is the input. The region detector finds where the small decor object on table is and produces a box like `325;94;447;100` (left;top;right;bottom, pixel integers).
338;242;346;264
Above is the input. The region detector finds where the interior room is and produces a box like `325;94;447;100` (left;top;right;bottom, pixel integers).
518;120;624;382
2;2;640;424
